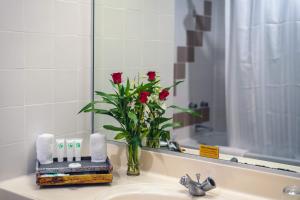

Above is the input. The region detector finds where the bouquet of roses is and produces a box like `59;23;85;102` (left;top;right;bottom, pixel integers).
79;71;198;175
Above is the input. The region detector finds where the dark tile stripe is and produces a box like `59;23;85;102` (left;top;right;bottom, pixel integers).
174;63;186;79
173;107;210;128
195;15;211;31
186;30;203;47
204;1;212;16
177;46;195;63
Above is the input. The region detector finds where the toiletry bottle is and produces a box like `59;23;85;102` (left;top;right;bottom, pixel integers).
66;139;74;162
56;139;65;162
73;138;83;162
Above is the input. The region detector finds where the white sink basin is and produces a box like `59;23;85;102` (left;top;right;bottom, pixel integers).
97;183;217;200
106;193;187;200
97;182;269;200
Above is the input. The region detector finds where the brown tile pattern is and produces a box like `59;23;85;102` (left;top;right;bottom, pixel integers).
173;80;177;96
177;47;195;63
187;31;203;47
173;1;213;97
195;15;211;31
174;63;186;79
204;1;212;16
173;107;209;128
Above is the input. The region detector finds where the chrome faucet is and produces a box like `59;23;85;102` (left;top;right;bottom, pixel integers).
179;173;216;196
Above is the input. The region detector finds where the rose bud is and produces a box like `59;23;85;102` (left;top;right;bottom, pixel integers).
147;71;156;81
111;72;122;84
139;91;151;104
159;89;169;101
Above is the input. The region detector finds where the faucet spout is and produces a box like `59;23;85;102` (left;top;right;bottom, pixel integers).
200;177;216;192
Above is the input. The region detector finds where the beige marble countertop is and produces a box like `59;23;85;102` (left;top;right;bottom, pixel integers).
0;168;271;200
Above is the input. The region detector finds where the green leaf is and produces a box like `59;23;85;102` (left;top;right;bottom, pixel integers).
125;78;130;96
82;108;112;116
157;117;172;124
95;91;117;98
161;131;170;141
103;125;125;132
169;105;201;117
128;112;138;124
78;101;101;114
165;80;184;91
114;132;126;140
160;122;180;130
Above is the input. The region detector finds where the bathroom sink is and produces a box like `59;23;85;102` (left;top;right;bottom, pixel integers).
97;183;193;200
97;182;268;200
97;183;218;200
106;193;186;200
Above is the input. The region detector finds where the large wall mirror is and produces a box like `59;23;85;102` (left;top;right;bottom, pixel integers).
93;0;300;174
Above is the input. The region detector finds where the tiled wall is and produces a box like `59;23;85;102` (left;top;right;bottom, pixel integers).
0;0;92;181
173;0;226;141
93;0;175;137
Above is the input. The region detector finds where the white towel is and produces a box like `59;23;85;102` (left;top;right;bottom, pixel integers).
36;133;54;164
90;133;107;162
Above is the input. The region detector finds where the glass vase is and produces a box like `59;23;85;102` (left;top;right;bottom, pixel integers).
126;142;141;176
146;138;160;148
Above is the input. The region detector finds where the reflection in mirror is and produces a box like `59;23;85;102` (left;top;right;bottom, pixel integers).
93;0;300;173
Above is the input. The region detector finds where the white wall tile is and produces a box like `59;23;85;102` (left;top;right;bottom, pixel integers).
0;107;24;145
77;101;92;133
54;70;78;102
0;0;23;31
142;41;159;67
79;36;92;69
143;0;159;13
94;4;103;37
103;7;124;38
0;70;24;107
0;32;24;69
24;33;54;69
125;10;142;39
94;0;102;4
159;15;174;42
125;0;141;10
158;0;175;15
79;3;92;35
55;1;79;35
25;70;54;105
124;40;141;69
94;37;103;69
54;102;78;135
23;140;37;174
24;104;54;141
0;143;26;181
102;0;124;9
24;0;54;33
54;36;79;69
79;0;92;4
101;38;124;68
143;12;159;40
158;42;174;68
0;0;92;181
78;68;92;101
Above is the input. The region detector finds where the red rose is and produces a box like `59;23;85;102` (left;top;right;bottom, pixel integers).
139;91;150;104
159;89;169;101
111;72;122;84
147;71;156;81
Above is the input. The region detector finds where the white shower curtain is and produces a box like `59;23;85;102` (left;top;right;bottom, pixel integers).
225;0;300;159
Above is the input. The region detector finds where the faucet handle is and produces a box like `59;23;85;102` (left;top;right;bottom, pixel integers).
196;173;201;183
